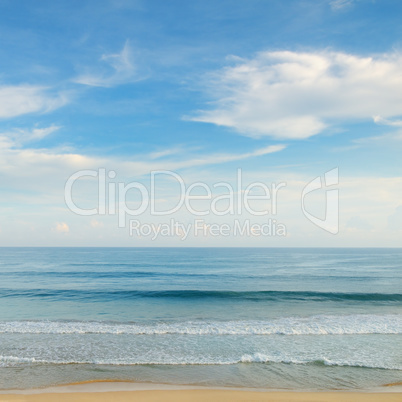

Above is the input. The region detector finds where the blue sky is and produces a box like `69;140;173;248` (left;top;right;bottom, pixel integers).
0;0;401;246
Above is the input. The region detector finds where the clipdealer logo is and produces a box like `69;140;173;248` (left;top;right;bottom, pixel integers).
64;168;339;238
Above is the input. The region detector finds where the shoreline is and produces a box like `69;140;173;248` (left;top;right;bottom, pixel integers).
1;380;402;395
0;385;401;402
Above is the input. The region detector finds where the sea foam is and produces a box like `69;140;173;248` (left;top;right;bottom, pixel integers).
0;314;400;335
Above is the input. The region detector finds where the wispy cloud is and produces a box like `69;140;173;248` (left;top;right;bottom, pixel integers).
351;129;402;146
189;50;402;140
0;125;285;193
373;115;402;127
166;145;286;169
329;0;355;11
0;86;68;119
2;125;61;146
54;222;69;233
149;147;186;160
73;41;140;87
28;126;61;141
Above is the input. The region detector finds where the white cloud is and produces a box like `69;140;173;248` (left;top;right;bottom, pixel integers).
0;126;285;193
29;126;61;141
373;115;402;127
0;85;68;119
189;50;402;139
54;222;69;233
90;219;104;228
168;145;285;168
74;41;140;87
149;147;187;160
2;125;61;146
352;130;402;145
329;0;354;11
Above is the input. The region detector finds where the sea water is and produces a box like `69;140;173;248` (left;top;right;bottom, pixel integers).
0;247;401;390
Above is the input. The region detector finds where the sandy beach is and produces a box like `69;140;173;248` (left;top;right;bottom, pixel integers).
1;389;402;402
1;382;402;402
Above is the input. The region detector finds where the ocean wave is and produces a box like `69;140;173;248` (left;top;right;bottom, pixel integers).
239;354;402;370
0;314;400;335
2;270;392;281
0;270;225;279
1;354;400;370
0;289;401;302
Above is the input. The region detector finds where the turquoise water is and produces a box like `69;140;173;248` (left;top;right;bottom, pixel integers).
0;247;401;390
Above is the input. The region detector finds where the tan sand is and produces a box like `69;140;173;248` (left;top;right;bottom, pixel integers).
1;389;402;402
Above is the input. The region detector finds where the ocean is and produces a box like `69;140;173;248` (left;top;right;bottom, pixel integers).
0;247;401;390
